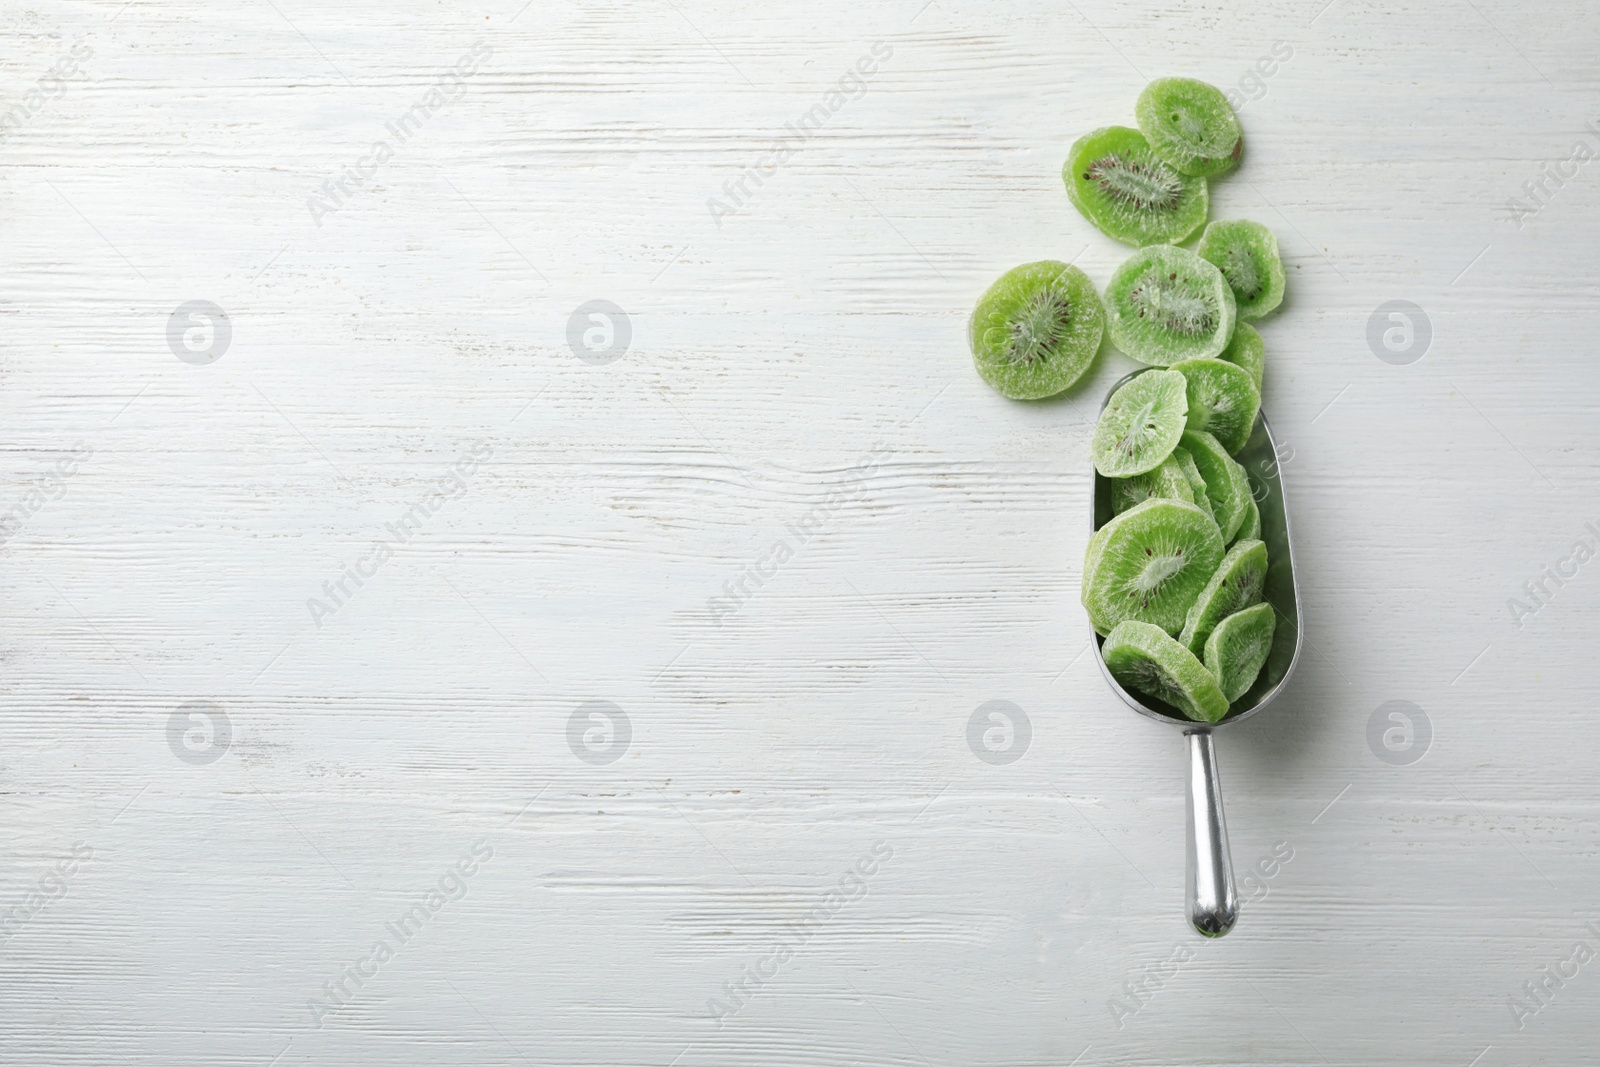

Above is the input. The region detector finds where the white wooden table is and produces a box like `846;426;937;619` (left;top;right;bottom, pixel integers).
2;1;1597;1063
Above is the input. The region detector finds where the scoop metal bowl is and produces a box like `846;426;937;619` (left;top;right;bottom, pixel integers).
1090;368;1303;937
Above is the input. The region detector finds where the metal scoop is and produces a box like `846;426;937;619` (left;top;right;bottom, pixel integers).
1090;369;1303;938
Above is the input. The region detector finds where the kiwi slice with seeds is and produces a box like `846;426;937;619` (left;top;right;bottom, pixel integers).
1179;429;1250;541
1110;453;1195;515
1197;220;1285;321
1135;77;1242;178
968;261;1105;399
1203;602;1277;702
1169;446;1215;526
1064;126;1209;247
1219;320;1265;391
1091;369;1188;478
1103;620;1230;723
1082;497;1225;636
1171;357;1261;455
1105;244;1237;366
1179;538;1268;653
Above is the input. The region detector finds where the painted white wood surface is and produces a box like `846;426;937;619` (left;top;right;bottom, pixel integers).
1;0;1598;1063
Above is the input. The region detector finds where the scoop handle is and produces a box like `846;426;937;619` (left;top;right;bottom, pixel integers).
1185;728;1238;937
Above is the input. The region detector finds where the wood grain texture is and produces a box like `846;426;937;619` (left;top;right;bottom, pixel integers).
1;0;1598;1063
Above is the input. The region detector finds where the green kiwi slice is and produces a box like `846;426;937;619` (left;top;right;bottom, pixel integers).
1063;126;1209;247
1082;497;1225;636
1169;446;1215;526
968;261;1106;399
1171;357;1261;455
1203;602;1276;702
1135;77;1242;178
1178;538;1268;653
1179;429;1250;541
1105;245;1237;366
1103;620;1230;723
1091;369;1188;477
1110;453;1194;515
1197;220;1285;321
1232;493;1260;545
1219;320;1265;391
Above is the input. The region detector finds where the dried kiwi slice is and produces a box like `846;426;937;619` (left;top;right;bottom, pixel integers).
1171;357;1261;455
968;261;1106;399
1082;498;1225;636
1135;77;1242;178
1105;245;1237;366
1179;538;1268;653
1064;126;1208;247
1232;493;1261;545
1197;220;1285;321
1103;620;1230;723
1110;453;1194;515
1203;602;1276;702
1170;446;1215;526
1219;320;1265;391
1091;369;1188;477
1179;429;1250;541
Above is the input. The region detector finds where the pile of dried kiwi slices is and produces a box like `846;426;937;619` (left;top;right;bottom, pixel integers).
963;77;1287;721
